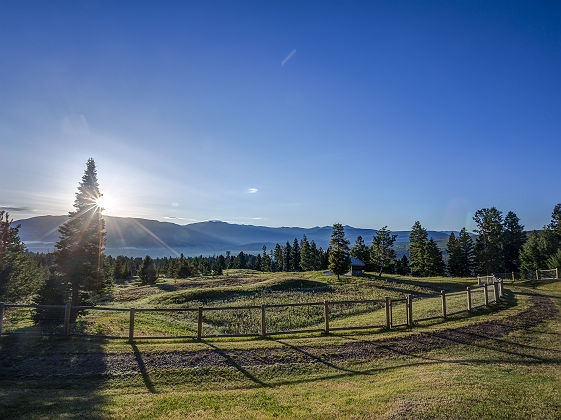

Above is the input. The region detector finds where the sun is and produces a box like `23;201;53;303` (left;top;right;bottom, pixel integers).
94;195;108;212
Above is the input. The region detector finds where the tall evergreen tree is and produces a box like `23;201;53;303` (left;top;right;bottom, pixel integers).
351;235;371;269
309;241;322;270
0;211;45;302
473;207;505;275
291;238;301;271
396;255;410;275
456;228;475;276
328;223;351;280
299;236;315;271
520;230;557;271
283;241;292;271
138;255;158;285
53;158;106;306
549;203;561;239
503;211;526;272
424;239;445;276
212;259;223;275
261;245;271;272
446;232;461;276
409;221;428;276
233;251;246;269
273;244;284;272
371;226;397;277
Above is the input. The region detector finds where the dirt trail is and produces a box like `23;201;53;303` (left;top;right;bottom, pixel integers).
0;295;556;378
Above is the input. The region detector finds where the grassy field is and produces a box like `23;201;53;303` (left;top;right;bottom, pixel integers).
1;271;560;418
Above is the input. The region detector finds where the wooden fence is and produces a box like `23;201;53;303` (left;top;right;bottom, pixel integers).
491;267;559;282
0;279;505;341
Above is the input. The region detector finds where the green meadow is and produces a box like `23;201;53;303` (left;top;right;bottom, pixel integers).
1;271;560;419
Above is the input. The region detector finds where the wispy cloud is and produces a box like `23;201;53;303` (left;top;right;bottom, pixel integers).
171;202;180;207
281;49;296;66
247;188;259;194
0;206;32;212
163;216;184;220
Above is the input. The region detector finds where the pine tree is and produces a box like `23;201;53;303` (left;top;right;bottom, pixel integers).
0;211;45;302
549;203;561;239
457;228;475;276
371;226;397;277
351;236;371;269
310;241;322;270
234;251;246;269
446;232;460;276
473;207;504;275
212;259;223;275
299;235;315;271
176;253;193;278
328;223;351;280
291;238;301;271
396;255;410;275
261;245;271;272
53;158;106;306
503;211;526;272
424;239;445;276
138;255;158;285
409;221;428;276
283;241;291;271
520;230;557;271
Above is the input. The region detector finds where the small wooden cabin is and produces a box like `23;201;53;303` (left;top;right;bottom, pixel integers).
348;257;366;276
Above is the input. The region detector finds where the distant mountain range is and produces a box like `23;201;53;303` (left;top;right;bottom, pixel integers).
14;215;462;258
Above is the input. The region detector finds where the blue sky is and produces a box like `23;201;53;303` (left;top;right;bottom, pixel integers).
1;1;560;231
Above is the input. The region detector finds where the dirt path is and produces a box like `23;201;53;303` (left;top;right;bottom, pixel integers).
0;295;556;378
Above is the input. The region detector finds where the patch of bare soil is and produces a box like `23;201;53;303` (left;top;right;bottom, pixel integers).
1;295;556;378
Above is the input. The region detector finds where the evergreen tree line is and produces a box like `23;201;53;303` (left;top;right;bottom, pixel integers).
519;204;561;271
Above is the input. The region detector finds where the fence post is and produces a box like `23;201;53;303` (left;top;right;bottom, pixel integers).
556;267;559;280
324;300;329;334
483;284;489;306
512;272;515;282
499;279;503;298
493;281;499;302
385;296;391;329
536;269;539;280
197;306;203;340
0;303;4;335
477;276;481;286
406;294;413;326
64;302;71;337
261;304;266;338
441;291;446;318
466;287;472;312
129;308;135;341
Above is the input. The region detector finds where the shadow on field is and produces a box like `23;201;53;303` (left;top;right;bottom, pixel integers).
0;335;108;418
202;340;270;387
131;342;157;393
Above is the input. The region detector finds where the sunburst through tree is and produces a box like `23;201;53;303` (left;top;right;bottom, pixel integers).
54;158;106;306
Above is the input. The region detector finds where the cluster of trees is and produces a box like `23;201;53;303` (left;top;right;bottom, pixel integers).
519;204;561;271
0;211;47;303
471;208;526;275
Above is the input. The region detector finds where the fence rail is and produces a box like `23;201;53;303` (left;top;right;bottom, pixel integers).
490;267;559;282
0;279;506;341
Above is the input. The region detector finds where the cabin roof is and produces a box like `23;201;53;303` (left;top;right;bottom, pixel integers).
350;256;365;267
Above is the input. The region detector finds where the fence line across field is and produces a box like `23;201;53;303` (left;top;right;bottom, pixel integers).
0;279;506;341
490;267;559;282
